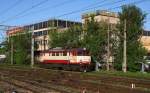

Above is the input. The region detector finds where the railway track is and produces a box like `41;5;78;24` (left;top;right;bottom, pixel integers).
0;76;60;93
0;72;84;93
0;80;33;93
0;66;149;93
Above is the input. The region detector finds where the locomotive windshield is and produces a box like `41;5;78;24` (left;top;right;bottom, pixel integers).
77;50;89;56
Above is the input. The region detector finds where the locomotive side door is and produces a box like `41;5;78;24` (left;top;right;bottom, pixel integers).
69;50;77;64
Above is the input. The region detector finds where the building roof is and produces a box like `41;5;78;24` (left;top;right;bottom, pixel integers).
22;18;82;27
82;10;118;19
7;18;82;36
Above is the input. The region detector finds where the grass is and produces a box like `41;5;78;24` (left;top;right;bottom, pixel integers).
0;63;36;70
85;70;150;80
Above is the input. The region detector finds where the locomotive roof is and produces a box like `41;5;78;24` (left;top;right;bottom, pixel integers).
42;48;87;52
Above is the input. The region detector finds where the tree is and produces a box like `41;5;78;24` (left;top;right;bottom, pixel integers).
81;17;108;68
9;31;31;65
0;41;8;54
114;5;147;72
49;25;82;49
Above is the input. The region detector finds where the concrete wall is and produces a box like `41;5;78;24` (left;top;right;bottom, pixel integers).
140;36;150;52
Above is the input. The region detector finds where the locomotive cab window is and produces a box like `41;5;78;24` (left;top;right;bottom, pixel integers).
77;51;83;56
78;50;89;56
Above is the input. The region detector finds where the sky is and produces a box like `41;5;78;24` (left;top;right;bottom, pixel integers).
0;0;150;41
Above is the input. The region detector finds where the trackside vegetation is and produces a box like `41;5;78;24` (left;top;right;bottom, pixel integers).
0;5;148;73
85;71;150;79
114;5;147;71
49;5;148;72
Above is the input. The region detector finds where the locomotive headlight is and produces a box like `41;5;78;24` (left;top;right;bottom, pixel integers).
83;48;86;50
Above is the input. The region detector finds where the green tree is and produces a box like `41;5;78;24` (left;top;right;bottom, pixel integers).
0;41;8;54
49;25;82;49
82;17;108;65
10;32;31;65
114;5;147;71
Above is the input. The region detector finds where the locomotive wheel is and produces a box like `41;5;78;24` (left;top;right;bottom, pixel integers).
83;69;87;72
79;67;87;72
80;68;87;72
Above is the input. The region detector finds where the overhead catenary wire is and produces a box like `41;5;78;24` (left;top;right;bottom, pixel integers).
0;25;21;42
0;0;50;24
16;0;127;26
33;0;126;22
0;0;107;25
58;0;148;22
0;0;149;26
107;0;149;11
57;0;149;18
56;0;127;18
19;0;107;18
0;0;23;16
16;0;107;25
20;0;80;17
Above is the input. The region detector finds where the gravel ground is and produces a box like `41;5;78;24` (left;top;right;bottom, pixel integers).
0;67;149;93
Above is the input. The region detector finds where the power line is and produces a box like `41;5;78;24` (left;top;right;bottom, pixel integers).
39;0;107;14
59;0;148;18
0;0;50;24
24;0;79;15
16;0;125;25
1;0;148;25
0;0;23;16
18;0;80;19
0;25;20;41
60;0;148;20
107;0;149;11
56;0;126;18
0;0;107;24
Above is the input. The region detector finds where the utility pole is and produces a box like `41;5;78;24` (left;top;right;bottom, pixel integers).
31;26;34;68
122;19;127;72
107;23;110;71
11;37;13;65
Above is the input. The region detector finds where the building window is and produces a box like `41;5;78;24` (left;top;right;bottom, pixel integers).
39;31;42;36
34;24;38;30
48;20;53;27
43;21;48;28
39;22;42;29
58;20;66;28
43;30;48;35
34;31;43;36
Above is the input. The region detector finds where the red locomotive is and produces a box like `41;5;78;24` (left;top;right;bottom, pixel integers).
38;48;94;72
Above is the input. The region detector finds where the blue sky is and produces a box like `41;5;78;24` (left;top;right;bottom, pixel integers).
0;0;150;29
